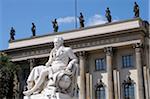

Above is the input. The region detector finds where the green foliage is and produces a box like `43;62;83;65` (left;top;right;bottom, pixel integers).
0;52;20;99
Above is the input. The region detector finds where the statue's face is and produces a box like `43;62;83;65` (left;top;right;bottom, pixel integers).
54;37;63;48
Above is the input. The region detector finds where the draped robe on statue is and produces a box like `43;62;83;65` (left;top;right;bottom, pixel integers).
24;45;78;99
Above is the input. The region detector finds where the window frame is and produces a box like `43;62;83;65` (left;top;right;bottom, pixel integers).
122;54;134;68
95;58;106;71
95;84;106;99
123;82;135;99
122;76;135;99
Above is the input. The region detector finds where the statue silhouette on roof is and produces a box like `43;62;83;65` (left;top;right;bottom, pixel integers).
79;12;85;28
10;27;15;41
133;2;140;18
105;7;112;23
31;23;36;36
52;19;58;32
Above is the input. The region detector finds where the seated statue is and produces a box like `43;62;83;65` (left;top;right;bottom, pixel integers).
23;37;78;99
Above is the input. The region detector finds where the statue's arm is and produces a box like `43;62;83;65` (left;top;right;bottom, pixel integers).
45;49;53;67
66;48;78;70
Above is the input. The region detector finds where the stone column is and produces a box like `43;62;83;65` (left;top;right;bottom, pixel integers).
133;43;144;99
113;70;119;99
78;51;86;99
86;73;90;99
144;66;149;99
89;74;93;99
147;69;150;99
28;58;35;71
104;47;114;99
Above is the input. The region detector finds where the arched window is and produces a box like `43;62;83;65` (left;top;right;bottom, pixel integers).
95;79;105;99
123;75;135;99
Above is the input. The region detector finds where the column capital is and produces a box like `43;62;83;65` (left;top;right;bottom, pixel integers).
104;47;113;56
133;43;143;53
133;43;143;48
27;58;35;63
76;51;87;57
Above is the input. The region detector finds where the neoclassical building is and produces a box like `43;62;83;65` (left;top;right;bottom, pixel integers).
2;18;150;99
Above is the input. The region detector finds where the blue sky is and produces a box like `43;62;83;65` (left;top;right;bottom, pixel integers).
0;0;149;51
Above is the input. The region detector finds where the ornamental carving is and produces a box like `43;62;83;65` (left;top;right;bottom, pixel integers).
9;34;139;60
104;47;113;56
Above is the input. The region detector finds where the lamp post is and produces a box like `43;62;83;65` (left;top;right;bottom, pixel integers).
75;0;77;28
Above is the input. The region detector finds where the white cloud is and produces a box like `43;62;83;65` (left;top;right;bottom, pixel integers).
86;14;107;26
56;14;119;27
87;14;119;26
57;16;78;24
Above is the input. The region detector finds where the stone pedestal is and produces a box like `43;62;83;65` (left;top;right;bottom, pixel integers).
24;93;78;99
24;94;47;99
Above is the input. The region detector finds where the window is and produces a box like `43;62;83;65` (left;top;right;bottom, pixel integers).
95;80;105;99
124;84;134;99
95;58;106;71
123;76;135;99
122;55;133;68
96;86;105;99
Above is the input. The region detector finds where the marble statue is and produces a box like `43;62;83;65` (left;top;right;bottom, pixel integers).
23;37;78;99
105;7;112;23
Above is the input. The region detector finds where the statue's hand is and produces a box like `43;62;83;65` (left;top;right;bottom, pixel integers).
65;68;72;75
66;62;74;70
66;65;72;71
45;62;50;67
45;62;48;66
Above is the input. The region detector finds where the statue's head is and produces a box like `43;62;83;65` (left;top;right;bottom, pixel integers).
54;18;57;22
134;2;137;5
53;37;64;48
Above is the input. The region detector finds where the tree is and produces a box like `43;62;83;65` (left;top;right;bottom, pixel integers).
0;52;20;99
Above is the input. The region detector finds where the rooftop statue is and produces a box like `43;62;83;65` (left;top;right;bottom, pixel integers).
10;27;15;41
31;23;36;36
79;12;85;28
105;7;112;23
23;37;78;99
133;2;140;18
52;19;58;32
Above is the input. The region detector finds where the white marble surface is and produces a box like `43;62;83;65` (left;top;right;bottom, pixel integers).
24;93;78;99
23;37;79;98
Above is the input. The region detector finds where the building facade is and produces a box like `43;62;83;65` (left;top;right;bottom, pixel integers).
3;18;150;99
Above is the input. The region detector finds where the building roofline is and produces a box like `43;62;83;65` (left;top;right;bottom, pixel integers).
9;18;143;43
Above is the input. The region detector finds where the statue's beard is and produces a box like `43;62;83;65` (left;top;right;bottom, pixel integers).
54;44;63;49
54;45;60;49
